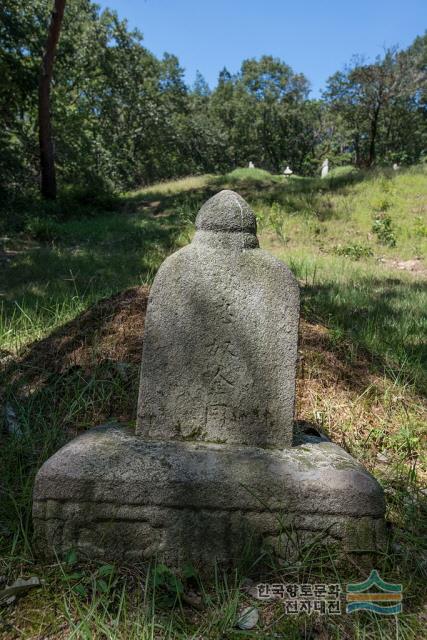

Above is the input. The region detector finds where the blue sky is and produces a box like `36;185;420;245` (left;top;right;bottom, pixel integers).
96;0;426;97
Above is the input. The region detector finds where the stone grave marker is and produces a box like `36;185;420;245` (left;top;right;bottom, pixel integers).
321;158;329;178
33;190;386;568
137;190;299;447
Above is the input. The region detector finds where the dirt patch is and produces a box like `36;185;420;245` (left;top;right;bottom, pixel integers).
298;318;379;390
379;257;427;277
297;319;388;447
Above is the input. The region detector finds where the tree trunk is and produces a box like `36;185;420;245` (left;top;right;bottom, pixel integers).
38;0;66;200
368;104;381;167
354;131;361;167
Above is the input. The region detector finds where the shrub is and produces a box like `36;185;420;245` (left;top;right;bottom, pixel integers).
333;243;373;260
372;213;397;247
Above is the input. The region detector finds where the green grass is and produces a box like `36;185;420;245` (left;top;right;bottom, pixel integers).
1;164;426;638
2;164;426;387
221;166;284;184
2;551;425;639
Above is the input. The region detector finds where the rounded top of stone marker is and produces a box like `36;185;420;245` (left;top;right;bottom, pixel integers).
195;190;257;233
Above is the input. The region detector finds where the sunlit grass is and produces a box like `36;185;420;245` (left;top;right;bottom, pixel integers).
127;173;214;198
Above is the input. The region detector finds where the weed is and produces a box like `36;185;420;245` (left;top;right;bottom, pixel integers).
414;216;427;238
371;195;392;212
60;552;118;598
267;202;288;244
372;213;397;247
333;243;374;260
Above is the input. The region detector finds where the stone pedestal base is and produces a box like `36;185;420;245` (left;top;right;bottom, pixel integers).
33;425;386;568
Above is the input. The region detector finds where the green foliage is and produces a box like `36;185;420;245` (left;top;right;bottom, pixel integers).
1;2;425;207
371;195;391;212
372;213;397;247
414;216;427;237
323;39;427;168
61;554;117;598
151;564;184;607
224;167;278;183
333;243;373;260
266;202;288;243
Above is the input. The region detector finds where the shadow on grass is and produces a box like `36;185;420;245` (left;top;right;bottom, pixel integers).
2;170;368;342
122;167;367;217
2;166;424;393
0;212;186;342
0;288;149;549
3;271;425;429
300;276;427;395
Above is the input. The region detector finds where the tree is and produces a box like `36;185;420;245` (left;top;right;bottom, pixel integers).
38;0;66;199
324;46;426;166
0;2;425;208
209;57;313;173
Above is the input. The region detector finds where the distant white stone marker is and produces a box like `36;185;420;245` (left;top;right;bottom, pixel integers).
283;166;293;177
248;161;255;169
321;158;329;178
393;163;399;171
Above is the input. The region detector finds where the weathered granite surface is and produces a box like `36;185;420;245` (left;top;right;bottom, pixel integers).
137;190;299;447
33;189;387;568
33;424;386;566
